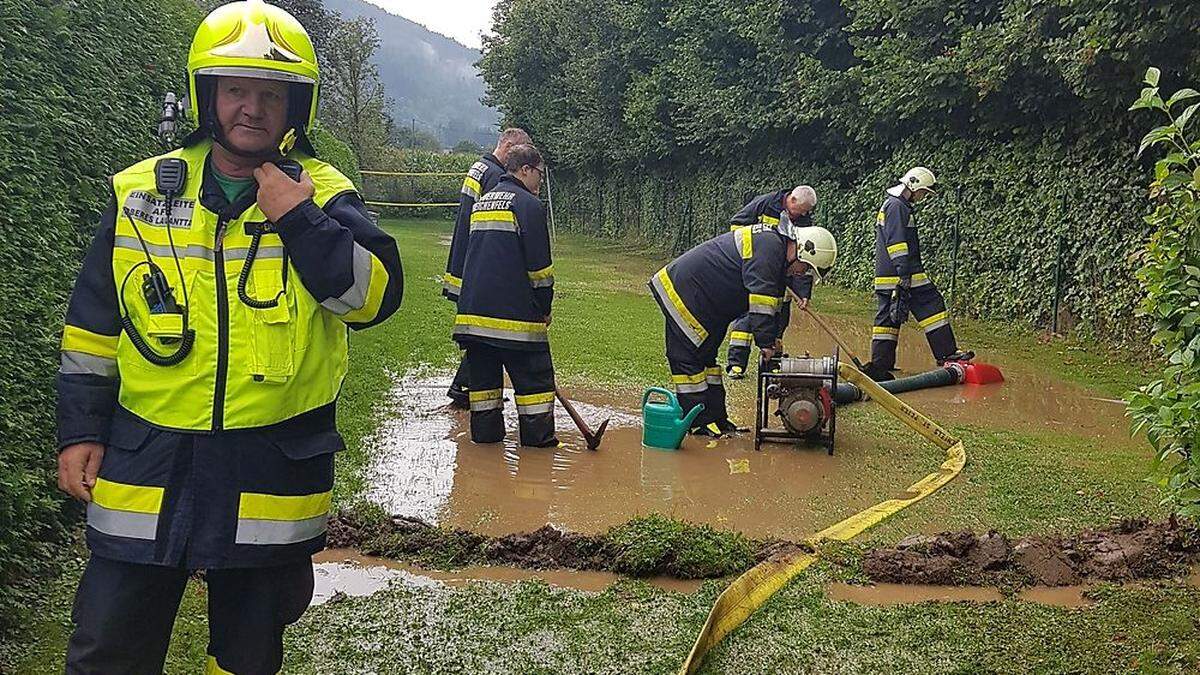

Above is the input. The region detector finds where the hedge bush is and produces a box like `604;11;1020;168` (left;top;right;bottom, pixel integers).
0;0;367;634
0;0;203;628
360;147;478;219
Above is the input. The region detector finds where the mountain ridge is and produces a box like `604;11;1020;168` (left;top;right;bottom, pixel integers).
323;0;499;148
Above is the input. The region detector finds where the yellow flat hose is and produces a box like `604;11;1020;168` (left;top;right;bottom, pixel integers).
679;363;966;674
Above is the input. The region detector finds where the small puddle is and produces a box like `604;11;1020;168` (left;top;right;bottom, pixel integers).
1016;585;1093;608
825;582;1003;605
783;312;1138;442
310;549;703;604
825;582;1094;608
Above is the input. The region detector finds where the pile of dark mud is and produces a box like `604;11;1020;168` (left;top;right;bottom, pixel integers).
327;508;758;579
862;518;1200;587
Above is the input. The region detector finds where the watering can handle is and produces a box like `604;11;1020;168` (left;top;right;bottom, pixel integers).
642;386;677;408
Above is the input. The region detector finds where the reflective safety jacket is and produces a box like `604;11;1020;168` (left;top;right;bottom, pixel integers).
874;192;932;292
453;175;553;351
728;189;789;231
650;225;803;349
443;153;504;300
56;139;402;567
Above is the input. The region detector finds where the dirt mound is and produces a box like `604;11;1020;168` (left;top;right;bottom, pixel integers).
863;519;1200;587
326;510;752;579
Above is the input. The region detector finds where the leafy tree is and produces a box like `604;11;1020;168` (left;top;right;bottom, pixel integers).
321;15;394;165
1127;67;1200;516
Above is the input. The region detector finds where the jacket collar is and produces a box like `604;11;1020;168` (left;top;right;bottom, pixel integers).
498;173;532;196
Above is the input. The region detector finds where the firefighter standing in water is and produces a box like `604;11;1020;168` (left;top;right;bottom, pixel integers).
443;128;532;407
453;144;559;447
864;167;973;381
650;188;837;437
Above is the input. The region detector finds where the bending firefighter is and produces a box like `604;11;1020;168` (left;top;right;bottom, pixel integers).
55;2;403;673
650;196;837;437
453;144;559;447
864;167;972;381
725;187;816;378
442;127;532;407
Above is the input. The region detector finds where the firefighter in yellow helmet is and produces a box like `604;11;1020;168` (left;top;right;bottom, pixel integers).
56;2;402;672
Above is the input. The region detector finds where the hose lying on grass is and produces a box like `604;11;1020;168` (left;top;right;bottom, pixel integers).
679;362;966;674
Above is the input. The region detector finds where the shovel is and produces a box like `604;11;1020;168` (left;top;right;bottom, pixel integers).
556;388;609;451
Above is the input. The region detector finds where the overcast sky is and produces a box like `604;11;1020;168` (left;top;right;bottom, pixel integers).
362;0;496;49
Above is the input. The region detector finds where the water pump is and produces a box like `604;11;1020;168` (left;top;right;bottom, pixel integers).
754;351;839;454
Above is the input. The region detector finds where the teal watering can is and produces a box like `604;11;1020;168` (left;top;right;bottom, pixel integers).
641;387;704;450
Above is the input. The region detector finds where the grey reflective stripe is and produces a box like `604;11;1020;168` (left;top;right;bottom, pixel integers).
321;243;374;315
529;276;555;289
516;402;554;415
729;337;751;347
470;220;519;233
748;303;775;315
235;514;328;545
461;184;480;198
872;333;899;342
706;375;724;386
922;319;950;333
470;399;504;411
87;502;159;540
889;250;907;260
875;280;898;290
675;381;708;394
114;235;214;261
61;350;118;377
442;282;460;298
452;324;549;343
225;246;285;261
649;273;704;348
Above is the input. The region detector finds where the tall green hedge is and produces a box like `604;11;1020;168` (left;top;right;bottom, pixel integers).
550;135;1147;342
0;0;194;629
481;0;1200;348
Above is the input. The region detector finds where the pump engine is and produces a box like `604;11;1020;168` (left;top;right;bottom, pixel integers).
755;351;838;454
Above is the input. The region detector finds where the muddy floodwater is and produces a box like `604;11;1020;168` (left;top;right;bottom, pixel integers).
781;312;1134;442
310;549;702;605
358;309;1143;541
363;375;892;539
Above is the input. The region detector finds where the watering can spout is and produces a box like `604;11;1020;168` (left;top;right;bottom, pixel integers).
681;403;704;430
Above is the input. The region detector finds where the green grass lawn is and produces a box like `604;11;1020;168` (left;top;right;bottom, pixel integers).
8;217;1193;674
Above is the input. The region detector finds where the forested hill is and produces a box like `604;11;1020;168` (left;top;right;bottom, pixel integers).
324;0;498;147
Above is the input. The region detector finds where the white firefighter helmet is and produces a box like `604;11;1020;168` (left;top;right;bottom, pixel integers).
899;166;937;194
779;224;838;280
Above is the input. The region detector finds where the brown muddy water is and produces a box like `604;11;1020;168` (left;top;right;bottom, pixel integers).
823;582;1094;608
310;549;702;605
363;375;887;539
364;348;1136;541
780;312;1135;442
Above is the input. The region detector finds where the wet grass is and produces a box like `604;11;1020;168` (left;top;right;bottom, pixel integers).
13;217;1179;673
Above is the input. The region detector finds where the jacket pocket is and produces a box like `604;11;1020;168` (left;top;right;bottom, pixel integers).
249;269;295;383
262;428;345;461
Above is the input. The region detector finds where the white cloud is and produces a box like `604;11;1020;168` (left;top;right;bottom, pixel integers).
361;0;496;50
